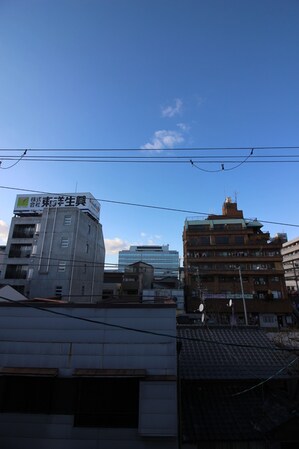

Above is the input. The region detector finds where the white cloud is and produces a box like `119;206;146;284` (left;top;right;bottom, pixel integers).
176;122;190;132
104;237;129;255
141;129;184;151
161;98;183;118
0;220;8;245
137;233;162;245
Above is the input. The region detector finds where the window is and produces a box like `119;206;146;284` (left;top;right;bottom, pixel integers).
88;224;91;234
55;286;62;297
0;376;75;415
86;243;89;253
199;236;210;245
81;285;85;296
64;216;72;225
58;261;66;272
61;238;69;248
28;268;34;279
262;315;275;323
74;378;139;428
215;236;229;245
0;376;139;429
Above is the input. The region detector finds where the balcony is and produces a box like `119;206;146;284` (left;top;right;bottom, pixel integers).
8;244;32;258
5;265;28;279
12;225;35;239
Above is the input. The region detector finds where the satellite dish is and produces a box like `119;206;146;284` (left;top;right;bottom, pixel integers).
201;313;205;323
199;303;204;312
229;299;233;307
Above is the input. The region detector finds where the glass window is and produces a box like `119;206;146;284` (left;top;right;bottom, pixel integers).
199;236;210;245
215;236;229;245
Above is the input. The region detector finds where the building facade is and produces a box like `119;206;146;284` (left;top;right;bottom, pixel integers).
0;193;105;302
281;236;299;294
118;245;179;278
121;262;154;297
0;300;178;449
183;198;289;324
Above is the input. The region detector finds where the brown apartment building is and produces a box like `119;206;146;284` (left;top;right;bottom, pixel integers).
183;198;293;327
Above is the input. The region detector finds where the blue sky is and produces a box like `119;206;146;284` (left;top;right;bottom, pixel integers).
0;0;299;266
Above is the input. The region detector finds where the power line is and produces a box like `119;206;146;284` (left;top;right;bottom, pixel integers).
231;356;299;397
0;294;297;354
1;146;299;151
0;150;27;170
1;156;299;163
1;184;299;228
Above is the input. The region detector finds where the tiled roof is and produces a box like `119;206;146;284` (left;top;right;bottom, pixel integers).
182;382;295;442
177;326;298;380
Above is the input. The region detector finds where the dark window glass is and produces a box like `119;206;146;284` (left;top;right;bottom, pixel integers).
215;236;229;245
74;378;139;428
0;376;139;429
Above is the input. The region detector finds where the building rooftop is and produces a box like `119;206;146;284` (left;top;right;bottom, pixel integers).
177;326;297;380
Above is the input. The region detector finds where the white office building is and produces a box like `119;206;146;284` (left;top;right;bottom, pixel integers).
0;193;105;302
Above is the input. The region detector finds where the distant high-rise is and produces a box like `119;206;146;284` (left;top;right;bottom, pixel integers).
0;193;105;302
118;245;179;278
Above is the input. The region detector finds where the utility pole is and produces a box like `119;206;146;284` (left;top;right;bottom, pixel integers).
238;266;248;326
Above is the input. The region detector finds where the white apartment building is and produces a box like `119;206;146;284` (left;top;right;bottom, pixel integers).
282;236;299;293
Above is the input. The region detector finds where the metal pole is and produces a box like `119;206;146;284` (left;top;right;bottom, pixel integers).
291;260;299;292
238;266;248;326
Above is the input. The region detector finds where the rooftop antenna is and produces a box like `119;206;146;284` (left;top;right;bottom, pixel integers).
75;181;78;193
234;190;238;203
